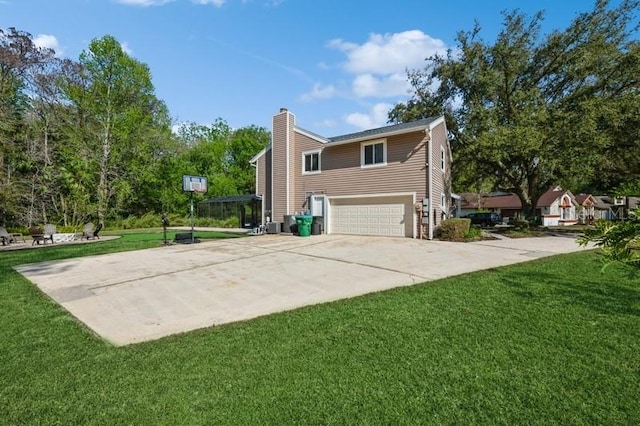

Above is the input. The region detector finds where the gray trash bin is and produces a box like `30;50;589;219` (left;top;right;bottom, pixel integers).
311;217;323;235
283;215;297;233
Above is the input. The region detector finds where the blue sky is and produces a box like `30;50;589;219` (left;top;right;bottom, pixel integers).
1;0;610;136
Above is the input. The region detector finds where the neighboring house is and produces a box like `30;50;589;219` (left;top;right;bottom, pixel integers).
574;193;597;224
251;108;452;239
459;187;579;226
458;192;521;219
592;195;615;220
536;187;578;226
595;195;640;220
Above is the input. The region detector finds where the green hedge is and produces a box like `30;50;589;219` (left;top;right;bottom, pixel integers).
439;218;471;241
110;213;241;230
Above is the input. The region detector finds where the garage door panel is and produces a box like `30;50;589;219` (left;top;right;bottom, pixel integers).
330;196;413;237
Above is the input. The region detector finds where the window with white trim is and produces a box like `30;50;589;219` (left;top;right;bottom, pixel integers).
303;150;320;174
361;139;386;167
440;147;446;172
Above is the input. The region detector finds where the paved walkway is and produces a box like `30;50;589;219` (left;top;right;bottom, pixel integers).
15;234;590;346
0;235;119;251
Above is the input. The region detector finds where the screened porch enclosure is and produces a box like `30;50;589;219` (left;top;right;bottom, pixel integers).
197;194;262;228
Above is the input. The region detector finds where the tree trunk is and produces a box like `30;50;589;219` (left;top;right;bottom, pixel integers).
97;117;111;227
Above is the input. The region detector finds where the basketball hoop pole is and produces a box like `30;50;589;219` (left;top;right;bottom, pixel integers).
182;174;206;245
190;191;195;243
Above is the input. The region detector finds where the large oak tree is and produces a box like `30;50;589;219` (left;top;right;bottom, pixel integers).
390;0;640;218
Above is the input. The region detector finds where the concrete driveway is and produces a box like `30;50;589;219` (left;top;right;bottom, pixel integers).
15;234;589;346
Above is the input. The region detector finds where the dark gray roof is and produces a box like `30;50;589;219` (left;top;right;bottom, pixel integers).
200;194;262;204
328;116;440;143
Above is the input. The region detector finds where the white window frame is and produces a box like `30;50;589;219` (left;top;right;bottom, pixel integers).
360;139;387;168
440;147;446;173
302;150;321;175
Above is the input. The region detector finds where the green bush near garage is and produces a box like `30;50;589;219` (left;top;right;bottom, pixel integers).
439;218;471;241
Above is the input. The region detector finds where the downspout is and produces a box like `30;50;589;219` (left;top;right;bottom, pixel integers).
428;128;433;240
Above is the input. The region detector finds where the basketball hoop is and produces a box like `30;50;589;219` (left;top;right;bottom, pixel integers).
180;175;208;244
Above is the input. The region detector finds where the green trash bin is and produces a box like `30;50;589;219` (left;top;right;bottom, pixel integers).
295;215;313;237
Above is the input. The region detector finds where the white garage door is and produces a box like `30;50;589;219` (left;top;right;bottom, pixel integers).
329;196;413;237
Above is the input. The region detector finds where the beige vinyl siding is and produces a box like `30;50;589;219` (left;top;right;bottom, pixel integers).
271;112;288;222
256;152;266;198
258;148;272;216
287;113;296;216
292;131;326;211
294;131;429;210
429;121;449;227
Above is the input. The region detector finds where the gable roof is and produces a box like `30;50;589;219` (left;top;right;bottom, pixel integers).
574;193;596;206
536;187;577;208
295;126;330;143
249;145;270;164
326;116;442;145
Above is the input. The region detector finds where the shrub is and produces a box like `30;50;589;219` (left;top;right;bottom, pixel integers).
464;226;482;240
512;220;530;231
117;213;163;229
439;218;471;241
105;213;242;230
195;216;240;228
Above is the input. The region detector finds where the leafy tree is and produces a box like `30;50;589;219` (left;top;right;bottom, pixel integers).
390;0;640;218
60;35;171;225
579;178;640;271
589;93;640;192
228;125;270;194
172;120;269;200
579;210;640;270
0;27;60;226
1;27;270;227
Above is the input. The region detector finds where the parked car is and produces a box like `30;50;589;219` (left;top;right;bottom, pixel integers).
463;212;502;227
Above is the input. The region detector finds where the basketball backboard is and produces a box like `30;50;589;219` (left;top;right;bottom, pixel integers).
182;175;208;193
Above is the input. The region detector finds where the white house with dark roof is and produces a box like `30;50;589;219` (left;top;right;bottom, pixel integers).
250;108;452;239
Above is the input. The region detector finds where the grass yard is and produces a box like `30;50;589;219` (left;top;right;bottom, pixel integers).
1;233;639;424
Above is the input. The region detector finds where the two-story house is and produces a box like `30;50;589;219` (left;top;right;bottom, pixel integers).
250;108;451;239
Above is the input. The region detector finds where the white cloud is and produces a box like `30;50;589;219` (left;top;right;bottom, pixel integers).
352;73;410;98
329;30;447;75
325;30;447;99
344;102;393;130
192;0;225;6
120;42;134;55
300;83;337;102
33;34;64;57
117;0;174;5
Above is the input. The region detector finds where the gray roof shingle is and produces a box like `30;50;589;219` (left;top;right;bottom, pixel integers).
327;117;440;143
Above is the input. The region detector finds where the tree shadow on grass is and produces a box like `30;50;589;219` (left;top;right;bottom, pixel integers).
501;270;640;317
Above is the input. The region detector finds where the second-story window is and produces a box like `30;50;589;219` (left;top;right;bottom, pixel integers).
303;151;320;174
361;139;386;167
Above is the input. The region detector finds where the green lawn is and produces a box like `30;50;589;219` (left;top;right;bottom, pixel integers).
1;234;639;424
